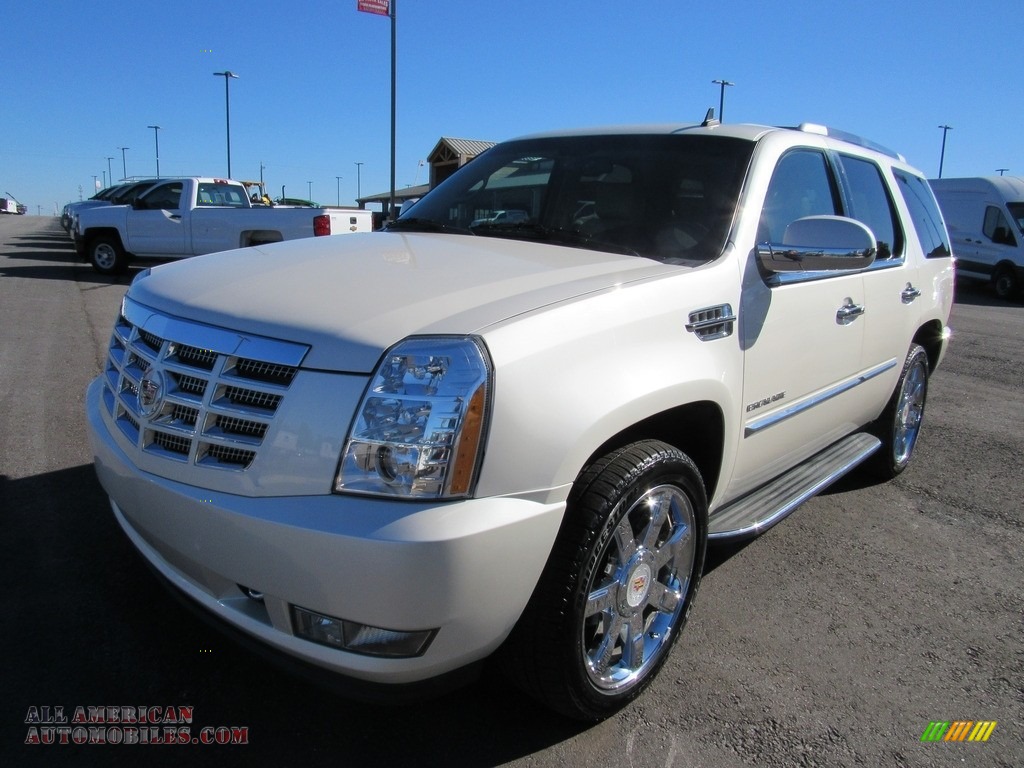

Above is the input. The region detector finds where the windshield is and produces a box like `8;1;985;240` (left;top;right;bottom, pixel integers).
391;134;754;263
1006;202;1024;234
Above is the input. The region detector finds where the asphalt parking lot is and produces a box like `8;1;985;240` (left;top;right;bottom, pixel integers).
1;214;1021;768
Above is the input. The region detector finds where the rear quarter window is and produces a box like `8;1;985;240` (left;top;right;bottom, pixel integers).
895;173;951;259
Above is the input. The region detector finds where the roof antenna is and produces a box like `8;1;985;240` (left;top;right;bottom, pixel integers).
701;108;719;127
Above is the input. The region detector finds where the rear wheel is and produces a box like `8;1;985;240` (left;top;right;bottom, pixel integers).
499;440;707;720
870;344;929;478
89;235;127;275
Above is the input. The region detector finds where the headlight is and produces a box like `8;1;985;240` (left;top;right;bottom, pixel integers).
334;336;492;499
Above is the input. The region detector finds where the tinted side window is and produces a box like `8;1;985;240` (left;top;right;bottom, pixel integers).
839;155;901;259
141;182;184;210
982;206;1017;246
1006;202;1024;234
895;173;951;259
759;150;840;243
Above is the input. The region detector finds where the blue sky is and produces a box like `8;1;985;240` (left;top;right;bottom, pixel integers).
2;0;1020;214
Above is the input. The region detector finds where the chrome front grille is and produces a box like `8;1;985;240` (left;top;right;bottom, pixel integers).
100;297;308;472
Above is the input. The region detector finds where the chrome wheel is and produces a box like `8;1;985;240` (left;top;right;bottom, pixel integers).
892;355;927;466
582;483;696;692
497;440;706;720
870;343;929;478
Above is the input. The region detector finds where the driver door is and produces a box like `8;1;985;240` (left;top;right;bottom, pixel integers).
732;148;867;495
126;180;187;257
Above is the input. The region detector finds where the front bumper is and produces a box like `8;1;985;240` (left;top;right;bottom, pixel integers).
86;377;565;685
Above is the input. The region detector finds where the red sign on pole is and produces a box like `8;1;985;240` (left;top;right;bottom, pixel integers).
357;0;390;15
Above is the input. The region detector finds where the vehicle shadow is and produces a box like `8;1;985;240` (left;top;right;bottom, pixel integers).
0;261;146;287
3;236;75;249
953;279;1023;307
0;232;76;254
1;465;596;767
0;225;147;286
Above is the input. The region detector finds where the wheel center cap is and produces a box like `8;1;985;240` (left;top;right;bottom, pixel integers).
625;562;653;608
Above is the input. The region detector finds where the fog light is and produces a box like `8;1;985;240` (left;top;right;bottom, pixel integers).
291;606;435;658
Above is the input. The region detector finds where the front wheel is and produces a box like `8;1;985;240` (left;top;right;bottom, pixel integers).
499;440;707;720
993;265;1020;301
870;343;929;478
89;235;127;275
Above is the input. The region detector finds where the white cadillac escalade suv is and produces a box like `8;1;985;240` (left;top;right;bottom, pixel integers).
86;121;954;720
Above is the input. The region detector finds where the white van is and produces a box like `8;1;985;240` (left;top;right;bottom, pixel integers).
930;176;1024;299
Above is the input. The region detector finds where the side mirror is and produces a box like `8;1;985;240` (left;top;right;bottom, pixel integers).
757;215;876;275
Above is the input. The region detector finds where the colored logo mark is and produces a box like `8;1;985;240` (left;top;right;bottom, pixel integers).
921;721;997;742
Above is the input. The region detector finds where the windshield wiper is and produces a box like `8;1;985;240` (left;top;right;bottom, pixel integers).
386;217;474;235
473;222;640;257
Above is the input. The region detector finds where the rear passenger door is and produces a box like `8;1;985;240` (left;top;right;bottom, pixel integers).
834;152;919;408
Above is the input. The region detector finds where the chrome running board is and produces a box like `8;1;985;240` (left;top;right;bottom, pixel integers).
708;433;881;540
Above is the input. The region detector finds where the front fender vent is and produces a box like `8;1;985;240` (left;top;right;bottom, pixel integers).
686;304;736;341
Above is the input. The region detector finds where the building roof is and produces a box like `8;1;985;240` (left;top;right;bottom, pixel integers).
357;137;496;208
358;183;430;205
430;137;496;160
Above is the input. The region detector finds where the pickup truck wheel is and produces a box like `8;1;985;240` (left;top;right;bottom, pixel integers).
499;440;707;721
870;344;929;479
993;265;1019;300
89;236;127;275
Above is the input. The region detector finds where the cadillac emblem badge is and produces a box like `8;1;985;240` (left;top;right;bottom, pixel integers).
139;366;166;418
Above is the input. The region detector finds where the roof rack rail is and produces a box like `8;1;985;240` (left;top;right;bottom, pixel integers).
792;123;904;162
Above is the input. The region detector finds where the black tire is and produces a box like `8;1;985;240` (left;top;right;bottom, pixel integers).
869;344;929;479
498;440;707;720
89;235;127;275
992;265;1020;301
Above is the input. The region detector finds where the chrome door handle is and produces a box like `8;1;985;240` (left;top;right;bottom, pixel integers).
169;214;182;220
836;301;865;325
901;283;922;304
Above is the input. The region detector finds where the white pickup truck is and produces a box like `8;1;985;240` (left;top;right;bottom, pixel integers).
87;122;954;720
74;177;373;274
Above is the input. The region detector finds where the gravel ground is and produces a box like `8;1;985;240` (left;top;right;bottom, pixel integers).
1;215;1021;767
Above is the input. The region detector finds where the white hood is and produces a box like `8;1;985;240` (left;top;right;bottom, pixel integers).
128;232;675;371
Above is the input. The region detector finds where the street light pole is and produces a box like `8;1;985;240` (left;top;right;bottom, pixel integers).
389;1;397;221
712;79;734;122
996;168;1009;176
213;71;239;178
118;147;129;180
937;125;952;178
307;181;313;201
106;157;114;186
147;125;161;178
335;176;342;206
355;162;363;201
